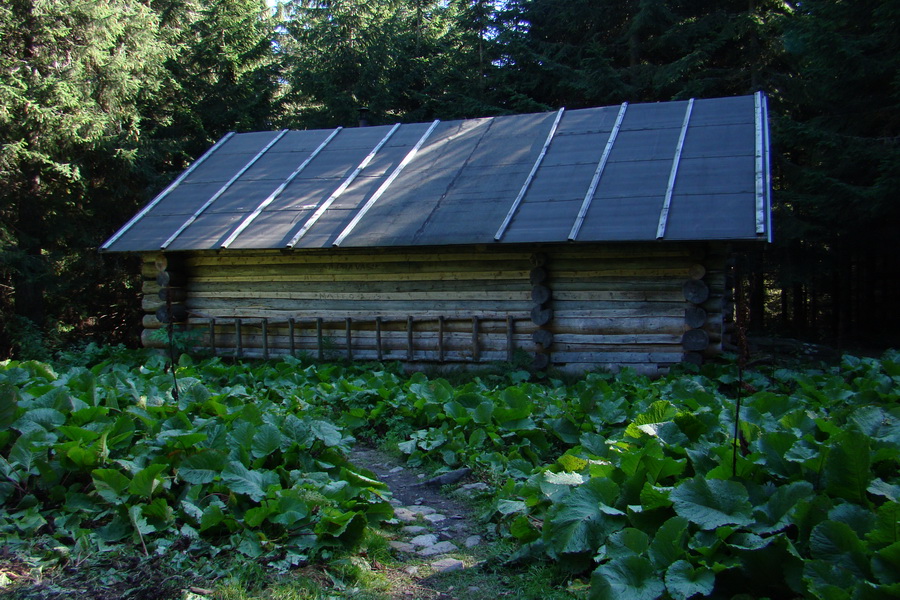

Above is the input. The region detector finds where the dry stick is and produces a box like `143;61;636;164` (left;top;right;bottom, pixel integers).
164;284;180;402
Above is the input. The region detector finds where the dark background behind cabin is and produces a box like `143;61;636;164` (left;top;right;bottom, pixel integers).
2;0;898;359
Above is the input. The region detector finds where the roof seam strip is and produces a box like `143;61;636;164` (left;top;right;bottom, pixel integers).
569;102;628;241
656;99;695;240
100;132;236;252
333;120;441;247
754;91;767;236
161;129;289;250
493;108;566;241
286;123;402;248
762;93;773;243
220;127;343;249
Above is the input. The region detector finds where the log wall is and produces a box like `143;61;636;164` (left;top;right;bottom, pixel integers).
140;243;730;375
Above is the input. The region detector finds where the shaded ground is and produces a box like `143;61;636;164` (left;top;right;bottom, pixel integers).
0;448;497;600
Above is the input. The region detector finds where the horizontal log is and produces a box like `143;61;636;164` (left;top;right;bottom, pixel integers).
187;279;530;294
186;290;530;302
551;316;685;334
184;298;533;313
190;269;531;284
549;350;684;365
554;333;683;345
552;290;684;302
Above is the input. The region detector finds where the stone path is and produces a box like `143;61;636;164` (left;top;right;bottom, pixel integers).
350;447;492;578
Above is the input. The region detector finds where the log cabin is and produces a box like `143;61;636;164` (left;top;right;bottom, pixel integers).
102;93;772;375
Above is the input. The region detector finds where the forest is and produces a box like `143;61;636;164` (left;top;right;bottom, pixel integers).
1;0;899;358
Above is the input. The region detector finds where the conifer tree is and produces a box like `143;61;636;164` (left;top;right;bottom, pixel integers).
0;0;172;355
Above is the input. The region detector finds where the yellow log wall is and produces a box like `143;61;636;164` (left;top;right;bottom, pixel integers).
141;243;729;375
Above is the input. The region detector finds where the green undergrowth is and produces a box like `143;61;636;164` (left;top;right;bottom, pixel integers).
1;345;899;599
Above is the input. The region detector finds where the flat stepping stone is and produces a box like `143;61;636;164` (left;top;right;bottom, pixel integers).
410;534;438;547
405;506;437;515
393;508;419;523
417;541;458;557
464;535;482;548
431;558;464;573
390;541;416;553
401;525;429;535
423;513;447;523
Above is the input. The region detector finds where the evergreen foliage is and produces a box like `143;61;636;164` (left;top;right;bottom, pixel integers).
0;0;898;355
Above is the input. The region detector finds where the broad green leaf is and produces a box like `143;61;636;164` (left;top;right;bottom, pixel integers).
57;425;100;443
128;504;155;536
497;499;527;515
751;481;815;535
96;515;131;542
872;542;900;585
244;502;275;528
178;450;228;484
605;528;650;558
649;516;689;569
443;400;471;425
0;383;21;428
199;502;226;531
670;477;753;530
867;501;900;547
309;420;342;447
251;423;283;458
590;555;665;600
868;479;900;503
664;560;714;600
270;490;309;527
12;408;66;434
510;515;540;542
545;478;624;556
803;559;856;600
129;464;168;498
809;520;870;579
625;401;678;439
315;508;367;546
824;431;871;505
473;401;494;425
222;461;278;501
91;468;131;504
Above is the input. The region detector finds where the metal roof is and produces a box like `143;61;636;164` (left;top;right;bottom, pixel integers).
102;93;772;252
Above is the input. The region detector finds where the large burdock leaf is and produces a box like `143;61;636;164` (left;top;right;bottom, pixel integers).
128;463;167;498
222;462;278;501
251;423;283;458
665;560;715;600
545;477;625;557
824;431;872;505
309;420;342;447
670;477;753;530
178;450;228;484
809;520;870;579
590;555;665;600
92;468;131;504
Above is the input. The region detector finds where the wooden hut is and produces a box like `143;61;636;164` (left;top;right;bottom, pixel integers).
102;93;772;375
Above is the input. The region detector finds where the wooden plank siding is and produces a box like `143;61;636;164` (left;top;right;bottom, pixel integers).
141;243;730;375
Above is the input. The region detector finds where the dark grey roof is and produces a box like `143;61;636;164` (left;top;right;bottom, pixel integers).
102;93;772;252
